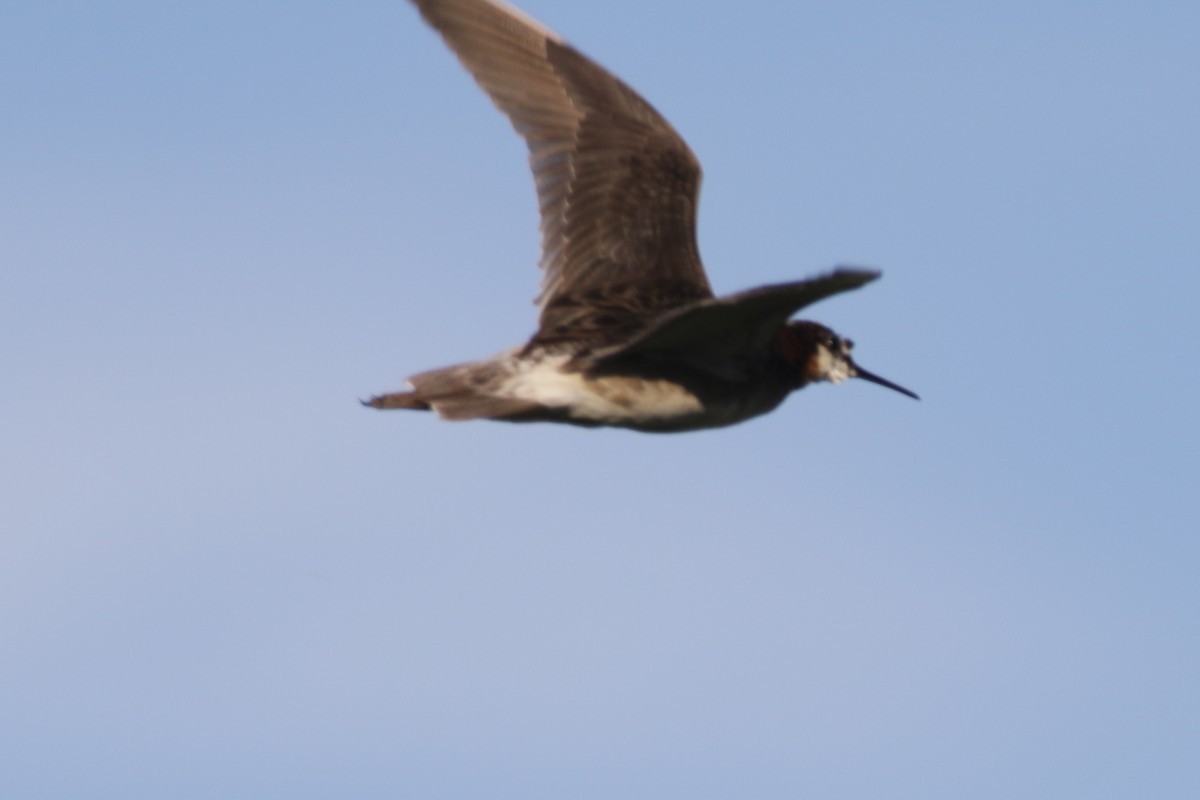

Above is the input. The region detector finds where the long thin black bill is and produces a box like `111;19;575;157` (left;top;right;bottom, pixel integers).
853;365;920;400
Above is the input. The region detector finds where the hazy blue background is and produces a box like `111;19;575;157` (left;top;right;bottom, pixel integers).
3;1;1198;797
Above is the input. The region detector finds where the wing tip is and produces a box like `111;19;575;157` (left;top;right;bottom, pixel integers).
828;265;883;285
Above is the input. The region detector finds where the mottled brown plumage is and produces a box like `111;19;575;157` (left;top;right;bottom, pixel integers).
366;0;916;431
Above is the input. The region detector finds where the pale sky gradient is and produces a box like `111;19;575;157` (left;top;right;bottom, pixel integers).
3;1;1199;797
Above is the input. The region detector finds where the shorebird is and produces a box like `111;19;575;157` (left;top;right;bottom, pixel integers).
367;0;917;432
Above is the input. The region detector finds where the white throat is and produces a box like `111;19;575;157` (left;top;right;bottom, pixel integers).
813;342;855;385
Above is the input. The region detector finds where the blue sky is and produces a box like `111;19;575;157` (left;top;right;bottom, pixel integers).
3;1;1198;797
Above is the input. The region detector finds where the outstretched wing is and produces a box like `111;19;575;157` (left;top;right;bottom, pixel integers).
589;269;883;364
409;0;714;338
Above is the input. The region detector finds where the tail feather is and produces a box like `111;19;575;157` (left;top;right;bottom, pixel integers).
365;358;544;422
362;391;430;410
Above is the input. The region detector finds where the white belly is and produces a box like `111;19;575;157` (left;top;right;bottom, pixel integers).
500;355;780;432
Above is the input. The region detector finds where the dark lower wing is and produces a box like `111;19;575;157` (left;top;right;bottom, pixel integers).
590;268;882;363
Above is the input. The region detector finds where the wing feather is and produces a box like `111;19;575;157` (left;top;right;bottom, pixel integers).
589;269;883;364
409;0;713;338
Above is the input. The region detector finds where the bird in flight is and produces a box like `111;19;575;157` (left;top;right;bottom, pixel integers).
366;0;917;432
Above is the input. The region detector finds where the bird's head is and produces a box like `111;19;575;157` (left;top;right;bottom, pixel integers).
777;321;918;399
